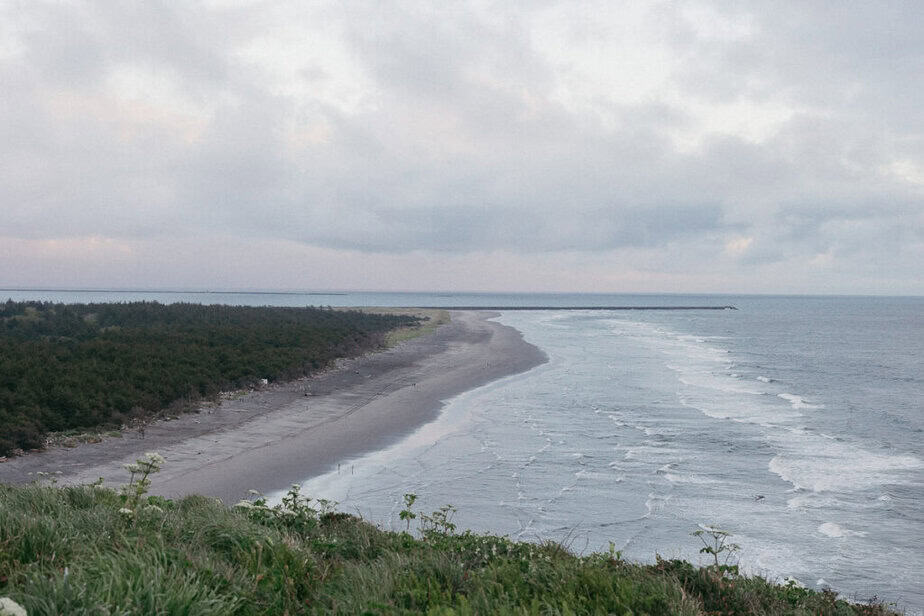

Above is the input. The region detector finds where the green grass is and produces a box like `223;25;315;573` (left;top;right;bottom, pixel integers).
339;308;451;348
0;482;902;615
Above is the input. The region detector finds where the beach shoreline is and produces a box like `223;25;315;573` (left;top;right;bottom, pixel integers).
0;310;547;503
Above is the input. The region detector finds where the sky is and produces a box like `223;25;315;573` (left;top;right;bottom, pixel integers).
1;1;922;295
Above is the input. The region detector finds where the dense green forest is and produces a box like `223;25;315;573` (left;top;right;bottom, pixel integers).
0;301;418;456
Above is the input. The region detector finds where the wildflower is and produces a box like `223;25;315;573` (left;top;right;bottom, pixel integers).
0;597;27;616
118;508;134;516
143;452;166;465
143;504;164;514
233;501;254;509
122;463;141;473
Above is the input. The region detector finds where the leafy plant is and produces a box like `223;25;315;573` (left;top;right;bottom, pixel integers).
420;504;457;537
119;451;165;515
233;485;337;536
692;524;740;572
399;492;417;532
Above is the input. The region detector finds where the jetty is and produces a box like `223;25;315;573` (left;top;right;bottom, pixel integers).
418;306;738;311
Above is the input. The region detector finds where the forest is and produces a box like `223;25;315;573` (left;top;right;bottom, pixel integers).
0;301;418;456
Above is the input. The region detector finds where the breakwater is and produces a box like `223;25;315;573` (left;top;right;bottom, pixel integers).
419;305;738;310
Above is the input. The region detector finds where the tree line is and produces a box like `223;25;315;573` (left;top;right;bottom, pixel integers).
0;300;418;456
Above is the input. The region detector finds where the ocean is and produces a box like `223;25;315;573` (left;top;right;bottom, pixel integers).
4;290;922;610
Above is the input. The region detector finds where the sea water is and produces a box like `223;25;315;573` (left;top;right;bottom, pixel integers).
5;290;922;609
298;296;923;612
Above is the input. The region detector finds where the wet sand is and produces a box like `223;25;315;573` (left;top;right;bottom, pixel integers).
0;311;547;504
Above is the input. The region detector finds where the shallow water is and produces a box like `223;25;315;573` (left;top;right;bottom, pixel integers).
297;297;923;612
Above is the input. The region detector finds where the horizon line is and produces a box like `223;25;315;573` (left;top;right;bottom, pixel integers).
0;287;921;299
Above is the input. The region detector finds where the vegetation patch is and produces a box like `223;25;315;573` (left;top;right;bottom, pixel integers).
0;301;418;456
0;466;902;615
342;308;451;348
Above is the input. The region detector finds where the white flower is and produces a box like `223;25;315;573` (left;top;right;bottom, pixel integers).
122;463;141;473
118;508;134;516
0;597;28;616
233;501;254;509
143;452;166;465
143;504;164;514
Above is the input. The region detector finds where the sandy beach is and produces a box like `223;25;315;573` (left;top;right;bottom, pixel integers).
0;310;546;504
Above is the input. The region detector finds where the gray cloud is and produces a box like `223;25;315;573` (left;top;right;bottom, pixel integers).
0;0;921;293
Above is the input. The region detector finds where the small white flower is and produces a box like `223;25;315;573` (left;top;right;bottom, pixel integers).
143;452;166;465
0;597;27;616
123;463;141;473
233;501;254;509
143;504;164;514
118;508;134;516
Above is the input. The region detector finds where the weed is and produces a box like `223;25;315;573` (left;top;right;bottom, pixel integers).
399;492;417;532
693;523;740;571
119;452;165;515
420;504;457;538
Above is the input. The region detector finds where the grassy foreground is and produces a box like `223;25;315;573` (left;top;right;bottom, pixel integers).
0;477;899;615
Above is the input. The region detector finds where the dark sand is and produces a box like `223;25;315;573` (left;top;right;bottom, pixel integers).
0;311;547;504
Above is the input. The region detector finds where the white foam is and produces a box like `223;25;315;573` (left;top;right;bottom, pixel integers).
677;371;766;395
786;492;842;510
818;522;867;538
678;391;799;425
644;493;671;516
663;472;719;485
778;393;824;410
769;442;922;493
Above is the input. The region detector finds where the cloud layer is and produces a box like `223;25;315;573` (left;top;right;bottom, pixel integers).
1;1;921;294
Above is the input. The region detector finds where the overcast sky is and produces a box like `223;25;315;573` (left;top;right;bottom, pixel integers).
1;1;922;295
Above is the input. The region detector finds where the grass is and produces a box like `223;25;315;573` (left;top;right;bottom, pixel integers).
342;308;451;348
0;480;903;615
